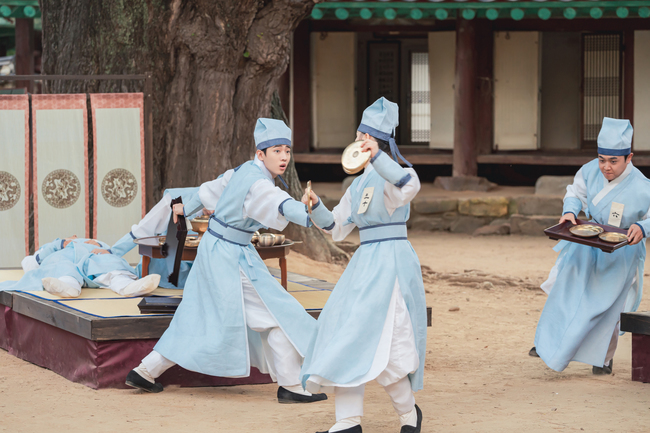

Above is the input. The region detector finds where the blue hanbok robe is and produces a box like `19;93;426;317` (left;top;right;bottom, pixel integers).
300;150;427;392
152;158;317;377
0;238;136;292
535;160;650;371
111;187;201;289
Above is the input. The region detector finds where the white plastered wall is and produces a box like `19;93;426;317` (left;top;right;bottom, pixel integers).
494;31;540;150
311;32;357;149
428;32;455;149
634;31;650;151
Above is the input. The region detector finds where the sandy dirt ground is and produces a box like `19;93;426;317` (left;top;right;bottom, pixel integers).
2;232;650;433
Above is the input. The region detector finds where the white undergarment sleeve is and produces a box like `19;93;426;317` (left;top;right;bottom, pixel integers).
141;350;176;379
335;385;365;421
383;167;420;216
130;193;173;239
564;167;588;213
326;188;357;241
198;169;234;211
21;255;39;272
243;179;293;231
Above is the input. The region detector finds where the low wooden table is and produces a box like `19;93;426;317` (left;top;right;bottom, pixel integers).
134;236;292;289
621;311;650;383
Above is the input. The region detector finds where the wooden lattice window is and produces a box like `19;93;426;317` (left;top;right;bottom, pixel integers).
581;33;622;148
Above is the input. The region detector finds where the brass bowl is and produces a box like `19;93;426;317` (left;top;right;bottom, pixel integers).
599;232;628;243
274;234;285;245
190;216;210;234
569;224;604;238
251;231;260;244
342;141;371;175
258;233;276;247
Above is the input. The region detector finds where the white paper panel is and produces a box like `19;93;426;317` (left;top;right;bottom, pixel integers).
34;108;87;248
428;32;455;150
494;31;540;150
311;32;357;149
634;31;650;151
94;106;143;264
0;101;27;268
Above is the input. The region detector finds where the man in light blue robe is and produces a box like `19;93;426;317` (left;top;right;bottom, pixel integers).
125;118;327;404
533;117;650;375
300;98;426;433
111;187;203;289
1;236;160;297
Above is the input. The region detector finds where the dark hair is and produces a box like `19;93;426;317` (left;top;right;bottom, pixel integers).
260;144;290;155
371;135;393;159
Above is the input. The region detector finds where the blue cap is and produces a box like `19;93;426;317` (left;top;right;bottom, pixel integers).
597;117;633;156
358;97;411;167
254;118;292;150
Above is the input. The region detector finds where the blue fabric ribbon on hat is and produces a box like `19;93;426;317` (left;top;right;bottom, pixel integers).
358;123;413;168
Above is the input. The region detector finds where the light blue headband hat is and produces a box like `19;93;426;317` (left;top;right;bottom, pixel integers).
357;97;412;167
254;118;292;150
597;117;633;156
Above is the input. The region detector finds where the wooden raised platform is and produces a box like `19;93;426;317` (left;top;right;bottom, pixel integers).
0;267;432;389
621;311;650;383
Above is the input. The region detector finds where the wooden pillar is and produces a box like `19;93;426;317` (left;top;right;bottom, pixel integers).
624;30;634;129
476;21;493;156
453;18;478;177
292;20;311;153
15;18;35;92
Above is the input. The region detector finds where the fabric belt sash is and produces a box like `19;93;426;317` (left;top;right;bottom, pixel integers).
207;217;255;246
358;223;408;245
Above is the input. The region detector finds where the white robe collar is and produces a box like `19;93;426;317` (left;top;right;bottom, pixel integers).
592;163;633;207
253;155;274;181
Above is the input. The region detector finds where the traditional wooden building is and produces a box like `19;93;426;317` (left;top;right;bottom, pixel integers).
284;0;650;180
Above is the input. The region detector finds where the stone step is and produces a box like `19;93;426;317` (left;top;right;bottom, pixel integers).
509;214;559;236
512;196;563;216
535;175;574;196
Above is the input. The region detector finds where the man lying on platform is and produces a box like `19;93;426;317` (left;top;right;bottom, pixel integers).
110;187;205;289
0;235;160;298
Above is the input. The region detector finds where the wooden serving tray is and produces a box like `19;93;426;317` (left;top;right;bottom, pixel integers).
544;219;629;253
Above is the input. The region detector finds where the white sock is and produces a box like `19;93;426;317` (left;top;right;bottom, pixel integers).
134;363;156;384
42;277;82;298
117;274;160;297
330;417;361;432
399;407;417;427
282;384;312;396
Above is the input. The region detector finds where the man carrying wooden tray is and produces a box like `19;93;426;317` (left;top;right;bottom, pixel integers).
531;117;650;375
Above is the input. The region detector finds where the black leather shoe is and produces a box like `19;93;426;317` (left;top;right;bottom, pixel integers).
316;425;362;433
529;347;540;357
125;370;164;393
400;405;422;433
277;386;327;403
593;360;613;375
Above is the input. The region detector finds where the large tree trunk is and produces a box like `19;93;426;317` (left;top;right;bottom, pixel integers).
40;0;313;190
39;0;345;262
270;92;348;263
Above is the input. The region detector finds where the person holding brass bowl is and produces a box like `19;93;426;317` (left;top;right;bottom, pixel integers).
126;118;326;405
299;97;426;433
532;118;650;376
110;187;207;289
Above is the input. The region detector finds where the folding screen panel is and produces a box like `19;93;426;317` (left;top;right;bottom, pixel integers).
0;95;29;267
32;94;89;250
90;93;145;264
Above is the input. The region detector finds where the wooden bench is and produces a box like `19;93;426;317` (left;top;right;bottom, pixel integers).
620;311;650;383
